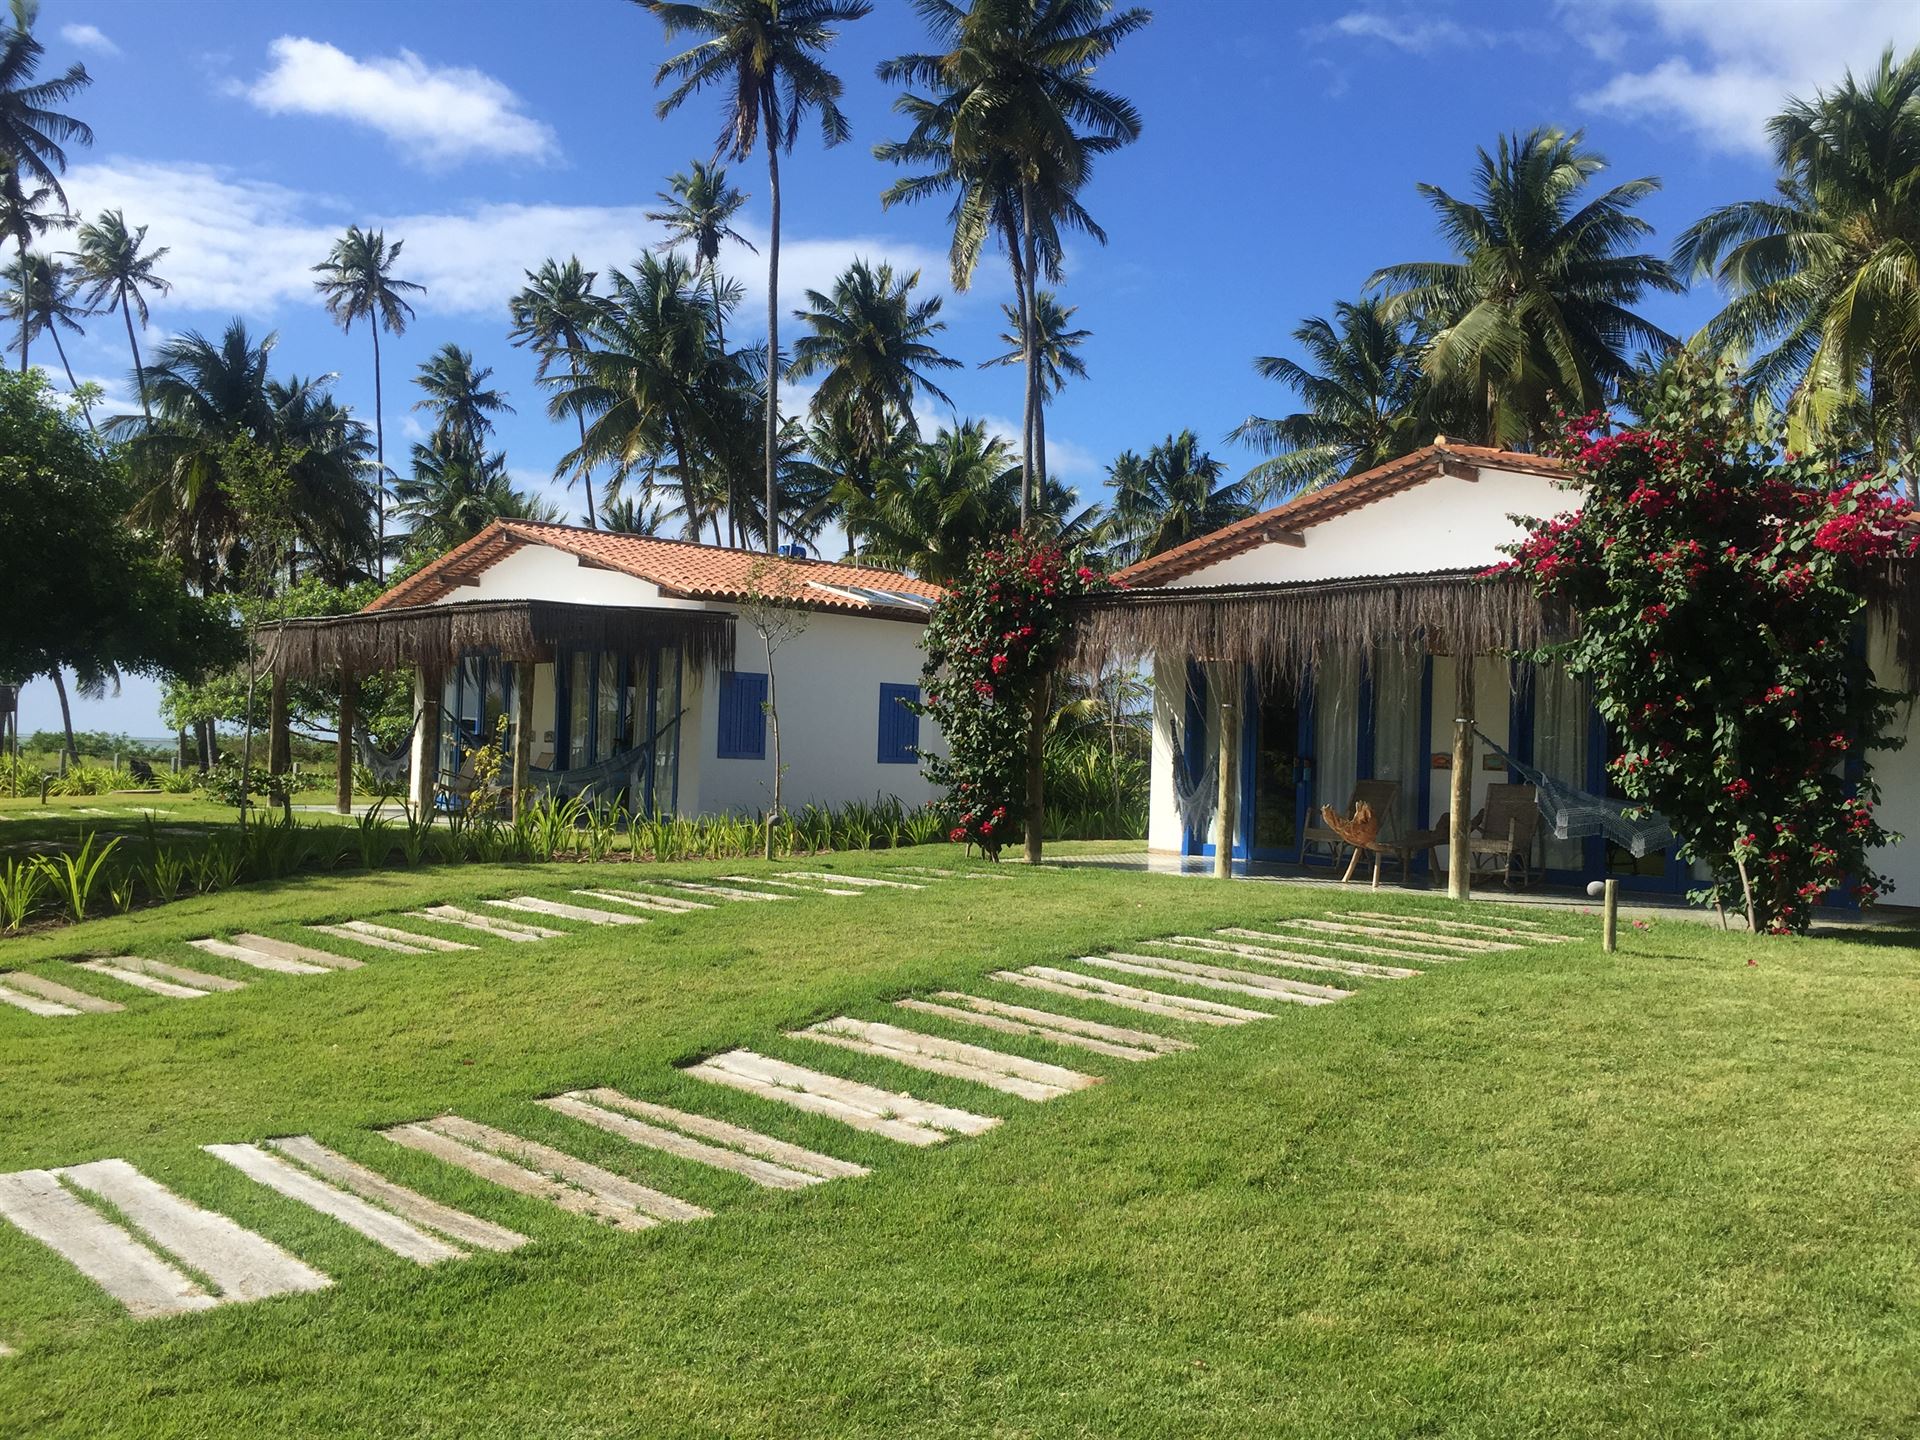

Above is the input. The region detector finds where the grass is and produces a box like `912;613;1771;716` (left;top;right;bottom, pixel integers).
1;846;1918;1437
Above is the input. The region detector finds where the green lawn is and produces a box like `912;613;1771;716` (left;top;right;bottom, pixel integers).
1;848;1917;1438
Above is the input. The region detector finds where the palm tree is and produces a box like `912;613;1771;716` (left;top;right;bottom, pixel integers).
68;210;170;419
269;374;376;584
789;258;960;448
312;225;424;579
2;249;89;427
1674;46;1920;454
647;159;754;346
601;493;674;535
413;343;513;453
393;434;556;560
0;0;92;372
1368;128;1681;447
0;166;59;370
1227;297;1421;500
847;418;1021;585
984;287;1088;482
877;0;1148;522
509;256;606;527
639;0;874;556
1102;431;1253;567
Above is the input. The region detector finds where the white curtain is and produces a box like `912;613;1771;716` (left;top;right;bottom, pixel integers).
1533;662;1589;870
1314;650;1360;817
1369;647;1423;837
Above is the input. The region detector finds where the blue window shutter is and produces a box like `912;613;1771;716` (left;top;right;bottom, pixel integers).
716;671;767;760
878;683;920;764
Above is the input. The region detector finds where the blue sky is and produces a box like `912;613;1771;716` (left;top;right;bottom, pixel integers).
22;0;1920;739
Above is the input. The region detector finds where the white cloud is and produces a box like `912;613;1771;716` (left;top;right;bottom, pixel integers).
60;23;118;56
1572;0;1920;153
243;37;558;166
978;412;1101;480
1310;11;1544;54
60;159;950;323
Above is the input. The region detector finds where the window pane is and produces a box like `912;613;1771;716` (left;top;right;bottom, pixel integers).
596;653;620;761
1369;647;1422;838
568;651;590;767
1535;663;1589;871
652;645;681;813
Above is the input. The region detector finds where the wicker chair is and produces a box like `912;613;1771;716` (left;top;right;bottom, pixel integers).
1467;783;1540;888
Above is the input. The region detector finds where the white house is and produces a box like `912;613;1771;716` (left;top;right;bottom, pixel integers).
1075;441;1920;904
264;520;946;818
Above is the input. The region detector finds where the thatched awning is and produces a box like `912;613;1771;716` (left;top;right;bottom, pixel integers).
259;599;735;681
1066;570;1568;680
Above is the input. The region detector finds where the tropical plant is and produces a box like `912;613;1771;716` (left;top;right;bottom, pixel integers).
412;343;513;453
68;209;169;418
788;258;960;452
1674;45;1920;456
982;288;1089;454
393;435;555;559
647;158;754;354
877;0;1147;521
640;0;874;554
3;251;89;426
0;0;91;372
845;419;1020;584
1102;430;1253;566
1368;127;1682;448
0;853;43;931
1228;297;1421;499
0;167;60;371
509;256;606;526
34;829;119;922
312;226;424;577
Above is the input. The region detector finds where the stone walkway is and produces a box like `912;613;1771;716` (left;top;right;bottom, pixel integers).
0;902;1569;1348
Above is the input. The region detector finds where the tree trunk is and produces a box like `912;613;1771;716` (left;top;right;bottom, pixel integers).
49;668;76;763
371;324;386;582
1020;190;1045;518
1447;656;1474;900
1213;668;1237;879
764;648;781;862
1023;678;1049;865
122;291;151;420
268;674;291;775
573;408;596;528
49;328;95;436
16;234;26;374
764;121;782;557
336;670;356;816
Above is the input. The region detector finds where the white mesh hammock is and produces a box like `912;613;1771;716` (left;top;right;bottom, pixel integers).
1474;729;1674;859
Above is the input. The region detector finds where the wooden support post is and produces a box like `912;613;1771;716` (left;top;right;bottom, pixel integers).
407;664;438;817
336;669;356;817
512;662;534;821
267;675;290;776
1602;878;1619;952
1447;655;1474;901
1213;674;1237;880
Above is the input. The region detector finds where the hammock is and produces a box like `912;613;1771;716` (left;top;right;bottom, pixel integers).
355;712;420;787
1474;729;1674;859
526;710;685;805
1172;742;1217;840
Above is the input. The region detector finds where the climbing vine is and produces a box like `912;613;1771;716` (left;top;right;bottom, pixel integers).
1499;356;1912;933
917;535;1107;858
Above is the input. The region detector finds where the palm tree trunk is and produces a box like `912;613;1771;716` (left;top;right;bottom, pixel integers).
121;290;151;420
16;234;26;375
49;329;95;436
764;115;782;557
1003;216;1031;530
49;668;76;763
1019;186;1042;527
573;408;596;528
711;254;736;547
372;323;386;582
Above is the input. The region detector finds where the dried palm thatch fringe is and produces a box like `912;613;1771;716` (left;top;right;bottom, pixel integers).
258;600;735;680
1065;571;1569;681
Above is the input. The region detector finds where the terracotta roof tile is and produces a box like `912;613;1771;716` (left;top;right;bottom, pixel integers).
365;521;946;617
1114;443;1565;588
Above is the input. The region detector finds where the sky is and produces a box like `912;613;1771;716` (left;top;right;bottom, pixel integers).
19;0;1920;741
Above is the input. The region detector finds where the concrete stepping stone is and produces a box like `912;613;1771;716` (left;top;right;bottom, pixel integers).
650;880;788;903
896;995;1178;1062
719;874;864;897
0;982;81;1017
328;922;475;954
262;1136;525;1253
559;1092;867;1181
0;972;124;1014
1107;951;1351;1002
687;1051;998;1145
78;958;240;998
574;887;710;914
383;1116;708;1231
189;938;333;975
1164;934;1419;979
1278;918;1510;954
1345;910;1566;942
995;968;1267;1025
1077;954;1342;1007
796;1017;1098;1101
232;933;370;969
783;871;923;890
0;1339;12;1356
485;896;647;926
0;1168;216;1318
59;1158;330;1303
542;1092;829;1190
894;867;1008;880
930;991;1195;1053
205;1143;466;1265
1218;926;1462;966
1316;915;1522;953
411;905;563;941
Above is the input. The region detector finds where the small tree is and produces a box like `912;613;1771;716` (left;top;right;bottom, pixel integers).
917;534;1106;859
222;431;300;825
739;559;812;860
1500;354;1911;933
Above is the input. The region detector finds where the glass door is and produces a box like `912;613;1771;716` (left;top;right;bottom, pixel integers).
1250;676;1305;860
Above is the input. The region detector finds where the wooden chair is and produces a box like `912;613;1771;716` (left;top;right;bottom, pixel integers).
1309;779;1421;887
1467;783;1540;888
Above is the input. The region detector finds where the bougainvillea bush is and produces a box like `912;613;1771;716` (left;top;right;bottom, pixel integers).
917;535;1107;858
1500;356;1913;933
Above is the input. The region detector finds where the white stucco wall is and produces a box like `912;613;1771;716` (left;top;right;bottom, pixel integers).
432;543;687;609
1167;467;1573;588
1149;658;1184;853
1867;614;1920;900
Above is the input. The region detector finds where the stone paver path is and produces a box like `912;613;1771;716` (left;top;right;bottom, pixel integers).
895;994;1190;1062
795;1017;1099;1101
0;973;122;1015
541;1091;854;1190
78;958;242;998
411;905;563;940
485;896;647;926
687;1051;1000;1145
189;937;338;975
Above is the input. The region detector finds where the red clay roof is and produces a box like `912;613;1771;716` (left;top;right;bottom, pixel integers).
1115;442;1566;588
365;520;947;617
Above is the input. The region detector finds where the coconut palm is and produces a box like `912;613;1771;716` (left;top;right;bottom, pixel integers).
600;492;675;535
1674;46;1920;453
1227;297;1422;500
647;159;754;341
509;256;607;527
1102;431;1253;567
2;249;89;427
1369;128;1681;447
847;419;1021;584
877;0;1148;521
68;210;170;419
393;434;557;560
269;374;376;584
412;343;513;453
984;288;1088;481
0;166;59;370
311;226;424;578
638;0;874;555
0;0;91;370
788;258;960;449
